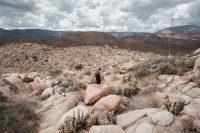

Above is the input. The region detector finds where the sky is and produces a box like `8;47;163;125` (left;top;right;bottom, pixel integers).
0;0;199;32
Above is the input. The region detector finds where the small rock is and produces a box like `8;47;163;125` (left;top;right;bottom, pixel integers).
41;87;53;97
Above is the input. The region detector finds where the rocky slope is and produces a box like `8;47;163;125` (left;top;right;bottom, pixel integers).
0;43;157;75
1;45;200;133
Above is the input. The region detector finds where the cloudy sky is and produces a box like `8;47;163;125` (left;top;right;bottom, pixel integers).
0;0;199;32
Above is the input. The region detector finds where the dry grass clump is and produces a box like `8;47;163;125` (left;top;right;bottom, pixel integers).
59;79;87;93
133;69;150;79
157;57;195;75
0;101;38;133
130;57;195;78
111;82;139;97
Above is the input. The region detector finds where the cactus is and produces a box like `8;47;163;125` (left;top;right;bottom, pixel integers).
122;85;139;97
86;112;116;127
59;110;87;133
163;96;185;115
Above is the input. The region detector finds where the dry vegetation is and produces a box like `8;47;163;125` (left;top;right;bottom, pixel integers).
0;100;38;133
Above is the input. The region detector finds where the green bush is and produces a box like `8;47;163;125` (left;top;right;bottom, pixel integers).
175;58;195;75
59;80;87;93
133;69;150;79
0;102;38;133
59;80;74;88
158;62;174;74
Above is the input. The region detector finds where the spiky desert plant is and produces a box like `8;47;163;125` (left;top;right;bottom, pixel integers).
86;112;116;127
59;110;87;133
133;69;150;79
163;96;186;115
122;85;139;97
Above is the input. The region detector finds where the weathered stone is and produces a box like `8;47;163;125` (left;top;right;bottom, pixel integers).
3;76;24;91
89;125;124;133
84;84;111;105
181;82;196;93
135;123;157;133
151;111;174;126
92;95;121;112
39;126;58;133
186;87;200;98
41;87;53;97
30;82;48;91
195;57;200;68
117;108;160;129
183;103;200;117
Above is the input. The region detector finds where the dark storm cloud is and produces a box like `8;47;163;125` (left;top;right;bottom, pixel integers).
0;0;199;31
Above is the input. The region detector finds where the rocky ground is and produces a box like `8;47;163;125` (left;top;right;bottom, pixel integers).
0;43;200;133
0;43;157;75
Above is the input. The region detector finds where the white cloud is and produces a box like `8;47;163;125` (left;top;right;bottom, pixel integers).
0;0;199;32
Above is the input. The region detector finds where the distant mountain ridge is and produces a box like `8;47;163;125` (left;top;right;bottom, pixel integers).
0;25;200;55
156;25;200;40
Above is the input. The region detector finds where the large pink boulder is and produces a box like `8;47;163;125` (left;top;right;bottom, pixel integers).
84;84;111;105
91;95;122;112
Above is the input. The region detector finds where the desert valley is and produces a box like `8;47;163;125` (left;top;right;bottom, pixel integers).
0;25;200;133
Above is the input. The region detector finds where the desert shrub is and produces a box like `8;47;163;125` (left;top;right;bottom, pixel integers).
0;102;38;133
132;57;195;77
59;80;87;93
59;87;67;93
122;86;140;97
49;69;62;76
111;85;139;97
75;64;84;70
158;62;174;74
122;73;132;84
175;58;195;75
59;80;74;88
110;86;123;95
75;82;87;90
133;69;150;79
